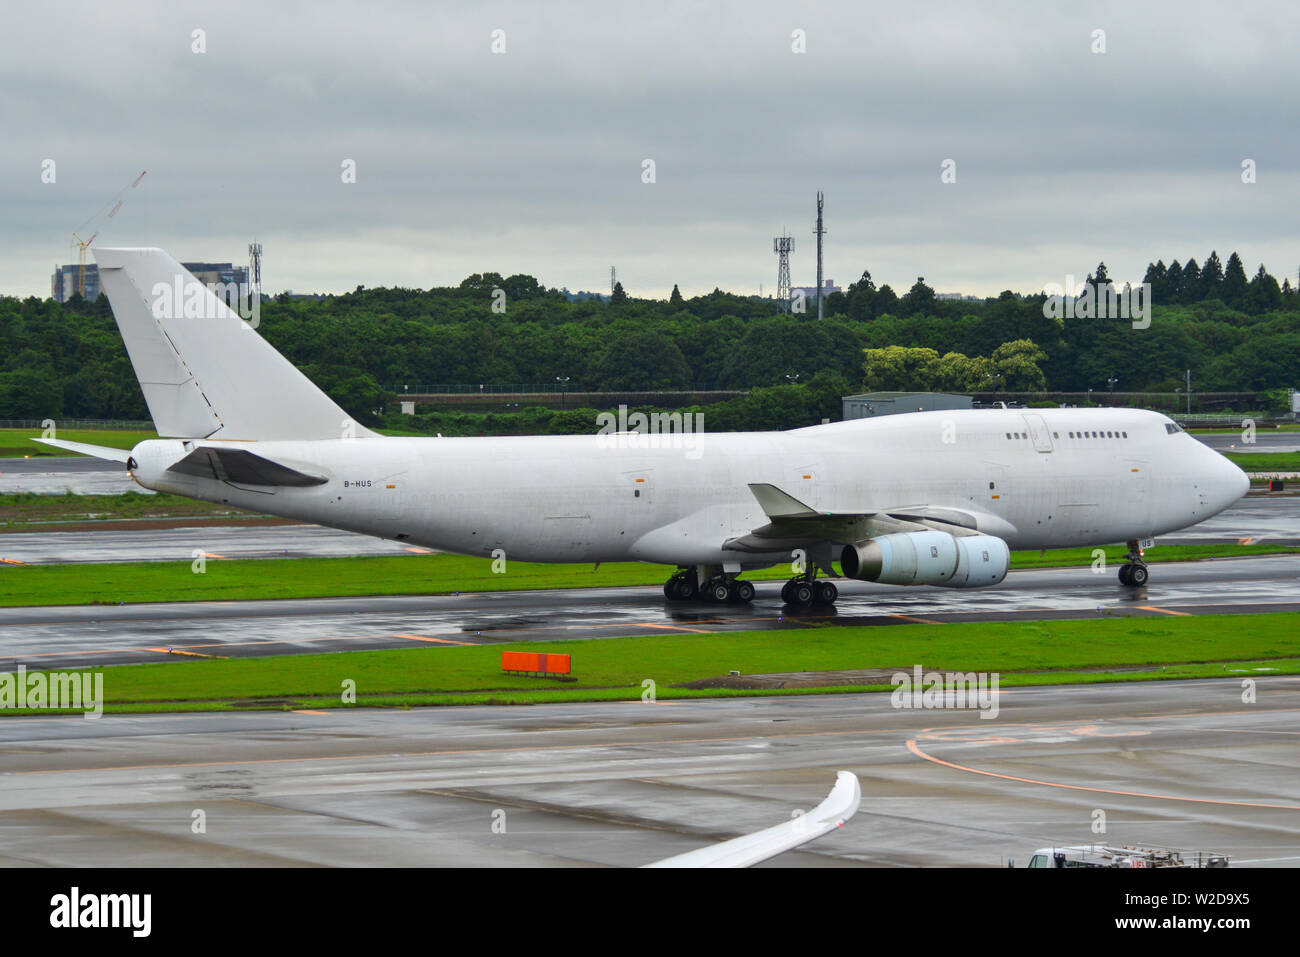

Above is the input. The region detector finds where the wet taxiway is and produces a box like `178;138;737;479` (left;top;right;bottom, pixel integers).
1;554;1296;669
1;677;1296;866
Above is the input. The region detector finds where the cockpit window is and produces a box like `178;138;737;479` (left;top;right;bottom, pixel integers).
1164;422;1185;434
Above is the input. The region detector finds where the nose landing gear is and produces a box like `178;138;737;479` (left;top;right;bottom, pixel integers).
1118;539;1149;587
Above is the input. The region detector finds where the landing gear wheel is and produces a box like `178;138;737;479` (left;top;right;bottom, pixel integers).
709;581;731;602
1118;564;1148;587
733;580;756;603
780;581;795;604
674;577;698;601
791;582;814;606
814;581;839;605
664;578;678;599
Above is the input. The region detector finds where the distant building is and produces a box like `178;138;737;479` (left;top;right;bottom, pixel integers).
842;391;973;419
935;292;983;301
51;261;248;303
791;278;841;300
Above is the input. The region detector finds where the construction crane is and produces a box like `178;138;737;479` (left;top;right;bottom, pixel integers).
70;231;97;297
68;170;147;298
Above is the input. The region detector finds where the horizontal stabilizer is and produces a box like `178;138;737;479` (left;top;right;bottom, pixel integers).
645;771;861;868
31;438;131;463
167;447;327;487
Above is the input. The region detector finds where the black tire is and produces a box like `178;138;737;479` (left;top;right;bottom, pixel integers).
1118;565;1132;586
710;581;731;602
815;581;838;605
1129;564;1148;586
675;577;698;601
664;578;678;599
780;581;795;604
792;582;814;606
734;580;756;603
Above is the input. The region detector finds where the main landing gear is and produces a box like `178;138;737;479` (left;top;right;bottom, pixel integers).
663;569;756;604
1118;539;1149;587
780;576;838;607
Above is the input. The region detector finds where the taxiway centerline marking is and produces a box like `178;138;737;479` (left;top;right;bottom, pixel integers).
904;738;1300;810
634;623;715;634
393;633;474;645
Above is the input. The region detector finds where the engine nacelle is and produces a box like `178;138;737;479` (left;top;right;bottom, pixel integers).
840;530;958;585
940;533;1010;588
839;531;1009;588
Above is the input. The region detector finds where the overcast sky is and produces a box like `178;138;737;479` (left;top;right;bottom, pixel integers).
2;0;1298;300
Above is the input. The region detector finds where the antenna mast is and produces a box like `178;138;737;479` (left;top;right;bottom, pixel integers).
773;234;793;313
814;191;826;320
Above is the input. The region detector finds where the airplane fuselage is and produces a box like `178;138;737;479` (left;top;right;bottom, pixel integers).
127;407;1248;569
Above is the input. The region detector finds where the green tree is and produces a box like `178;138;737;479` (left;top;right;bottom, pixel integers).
1200;251;1224;300
1221;252;1248;308
669;284;683;307
588;329;690;390
861;345;941;391
610;281;628;305
846;269;877;320
1161;260;1182;306
0;367;63;417
900;277;936;316
1245;264;1281;313
991;339;1048;391
1180;259;1200;303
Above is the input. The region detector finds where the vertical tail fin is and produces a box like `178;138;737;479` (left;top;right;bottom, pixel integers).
93;247;377;441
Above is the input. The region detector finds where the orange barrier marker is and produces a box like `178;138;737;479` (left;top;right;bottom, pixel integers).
502;651;572;678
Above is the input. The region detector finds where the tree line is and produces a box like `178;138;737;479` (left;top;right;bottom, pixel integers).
0;250;1296;425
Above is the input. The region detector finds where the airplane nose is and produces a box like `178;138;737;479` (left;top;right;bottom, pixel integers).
1231;461;1250;500
1216;454;1250;509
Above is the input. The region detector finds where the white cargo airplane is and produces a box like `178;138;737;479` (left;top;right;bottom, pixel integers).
39;248;1249;605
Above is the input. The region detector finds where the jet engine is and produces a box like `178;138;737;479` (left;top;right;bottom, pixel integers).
839;530;1009;588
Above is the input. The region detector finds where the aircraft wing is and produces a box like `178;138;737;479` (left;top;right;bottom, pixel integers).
31;438;131;463
723;484;1014;552
644;771;861;868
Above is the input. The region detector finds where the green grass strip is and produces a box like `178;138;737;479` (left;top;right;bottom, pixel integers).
4;613;1297;714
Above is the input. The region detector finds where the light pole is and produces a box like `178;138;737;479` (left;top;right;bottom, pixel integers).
556;375;571;409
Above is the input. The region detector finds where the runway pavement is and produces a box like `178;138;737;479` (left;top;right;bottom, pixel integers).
0;456;139;495
1;677;1296;866
1;554;1296;669
1196;432;1300;453
0;523;422;564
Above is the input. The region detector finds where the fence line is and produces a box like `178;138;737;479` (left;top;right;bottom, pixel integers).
0;418;154;430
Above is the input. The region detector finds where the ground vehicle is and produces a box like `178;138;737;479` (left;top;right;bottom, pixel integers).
1024;844;1229;868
